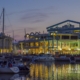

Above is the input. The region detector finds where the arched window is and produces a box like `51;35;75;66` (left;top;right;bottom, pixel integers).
30;32;35;39
35;32;40;35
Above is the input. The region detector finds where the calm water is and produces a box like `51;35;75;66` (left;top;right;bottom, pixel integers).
1;62;80;80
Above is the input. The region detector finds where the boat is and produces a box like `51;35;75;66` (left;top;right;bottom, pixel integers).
34;53;54;62
54;55;76;64
23;54;37;61
54;56;70;62
0;60;19;73
69;56;76;64
0;58;29;73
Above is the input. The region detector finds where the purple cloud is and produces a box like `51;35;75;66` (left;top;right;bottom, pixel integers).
20;12;48;23
6;9;40;16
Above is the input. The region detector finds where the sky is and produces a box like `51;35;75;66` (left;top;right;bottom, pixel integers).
0;0;80;40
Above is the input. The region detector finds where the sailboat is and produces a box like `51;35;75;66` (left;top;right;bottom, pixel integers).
0;8;30;73
0;56;29;73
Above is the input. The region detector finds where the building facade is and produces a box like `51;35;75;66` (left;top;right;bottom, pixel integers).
0;33;13;53
17;20;80;55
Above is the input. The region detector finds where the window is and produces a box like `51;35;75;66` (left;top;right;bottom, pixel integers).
35;42;39;47
71;36;78;39
26;43;29;47
30;43;34;47
62;36;69;39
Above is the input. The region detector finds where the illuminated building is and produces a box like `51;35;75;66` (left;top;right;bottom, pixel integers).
0;33;13;53
18;20;80;55
0;8;13;54
18;32;52;54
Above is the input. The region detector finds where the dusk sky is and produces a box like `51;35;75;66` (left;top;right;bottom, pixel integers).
0;0;80;40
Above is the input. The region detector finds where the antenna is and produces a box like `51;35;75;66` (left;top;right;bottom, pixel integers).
24;28;26;40
13;30;14;40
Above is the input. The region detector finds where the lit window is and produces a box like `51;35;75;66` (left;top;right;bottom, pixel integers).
35;42;39;46
30;43;34;47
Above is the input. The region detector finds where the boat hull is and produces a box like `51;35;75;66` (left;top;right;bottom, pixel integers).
35;57;54;62
0;67;19;73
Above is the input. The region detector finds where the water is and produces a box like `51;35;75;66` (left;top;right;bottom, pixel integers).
1;62;80;80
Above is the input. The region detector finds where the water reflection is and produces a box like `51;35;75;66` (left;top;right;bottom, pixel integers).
0;73;30;80
29;62;80;80
1;62;80;80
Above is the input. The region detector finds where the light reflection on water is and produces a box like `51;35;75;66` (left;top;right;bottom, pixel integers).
1;62;80;80
29;62;80;80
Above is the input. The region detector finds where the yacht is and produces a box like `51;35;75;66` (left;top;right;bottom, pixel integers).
34;53;54;62
0;58;29;73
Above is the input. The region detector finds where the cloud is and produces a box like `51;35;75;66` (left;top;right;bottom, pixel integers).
19;6;60;24
6;9;40;16
4;6;60;40
6;6;59;24
20;12;48;23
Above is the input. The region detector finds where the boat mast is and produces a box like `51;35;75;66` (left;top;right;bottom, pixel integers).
13;30;14;54
2;8;4;34
2;8;5;53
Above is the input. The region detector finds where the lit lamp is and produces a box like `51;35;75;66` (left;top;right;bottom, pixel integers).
51;33;53;35
59;48;62;50
51;33;56;36
53;33;56;36
26;34;29;40
68;48;71;50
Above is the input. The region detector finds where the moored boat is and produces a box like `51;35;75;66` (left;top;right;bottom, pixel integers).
34;54;54;62
69;56;76;64
0;59;30;73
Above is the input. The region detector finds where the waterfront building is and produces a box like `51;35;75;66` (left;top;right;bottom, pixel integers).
18;20;80;55
0;8;13;54
0;33;13;53
47;20;80;55
17;32;53;54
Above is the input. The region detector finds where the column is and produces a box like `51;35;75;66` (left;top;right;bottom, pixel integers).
21;42;23;54
52;32;55;54
48;36;50;52
78;23;80;54
43;38;45;54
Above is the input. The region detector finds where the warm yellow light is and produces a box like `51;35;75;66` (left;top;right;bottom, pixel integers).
53;33;56;36
27;34;29;37
68;48;71;50
51;33;56;36
36;38;38;40
59;48;62;50
77;48;80;50
51;33;53;35
74;30;80;33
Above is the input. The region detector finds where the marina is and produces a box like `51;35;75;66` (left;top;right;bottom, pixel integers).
0;62;80;80
0;56;30;73
0;2;80;80
0;9;80;73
